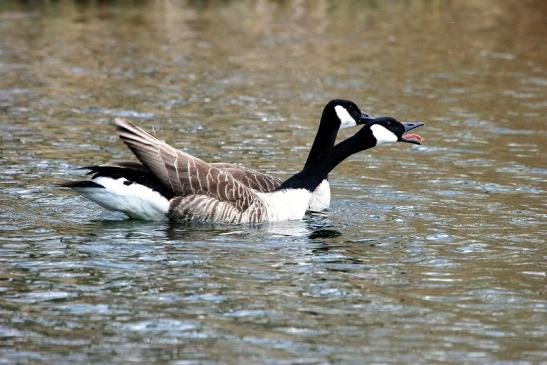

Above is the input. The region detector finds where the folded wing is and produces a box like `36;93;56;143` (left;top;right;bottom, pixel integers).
211;162;283;192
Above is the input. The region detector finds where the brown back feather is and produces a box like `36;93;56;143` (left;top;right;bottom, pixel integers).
211;163;283;192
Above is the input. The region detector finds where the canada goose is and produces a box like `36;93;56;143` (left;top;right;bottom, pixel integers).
62;116;423;223
66;100;372;213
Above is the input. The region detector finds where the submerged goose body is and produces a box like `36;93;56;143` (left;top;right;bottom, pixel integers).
63;115;423;223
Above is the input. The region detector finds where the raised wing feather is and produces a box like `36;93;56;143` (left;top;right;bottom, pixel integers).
114;118;264;213
82;161;150;172
211;163;283;192
85;160;283;193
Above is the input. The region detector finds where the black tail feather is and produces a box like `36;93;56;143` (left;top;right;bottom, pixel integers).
60;162;173;199
59;181;104;189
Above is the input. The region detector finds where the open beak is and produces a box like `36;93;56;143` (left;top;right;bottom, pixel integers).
400;121;424;144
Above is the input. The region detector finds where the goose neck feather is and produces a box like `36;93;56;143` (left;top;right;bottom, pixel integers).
278;132;376;193
304;105;340;168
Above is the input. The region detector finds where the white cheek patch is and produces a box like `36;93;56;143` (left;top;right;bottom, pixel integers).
370;124;398;145
334;105;357;129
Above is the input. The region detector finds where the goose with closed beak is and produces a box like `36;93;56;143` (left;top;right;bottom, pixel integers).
62;116;423;223
65;99;371;213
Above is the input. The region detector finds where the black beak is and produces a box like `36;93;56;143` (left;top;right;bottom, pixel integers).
402;121;424;132
357;112;375;124
400;121;424;144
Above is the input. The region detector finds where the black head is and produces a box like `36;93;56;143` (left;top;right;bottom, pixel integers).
324;99;371;129
358;116;424;145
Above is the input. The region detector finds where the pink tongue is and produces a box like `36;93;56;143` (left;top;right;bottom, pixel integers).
404;133;423;143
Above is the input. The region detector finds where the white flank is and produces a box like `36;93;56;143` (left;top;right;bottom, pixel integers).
73;177;169;221
370;124;398;145
256;188;312;222
308;179;330;211
334;105;357;129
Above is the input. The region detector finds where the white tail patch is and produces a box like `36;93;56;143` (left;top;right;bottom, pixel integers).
371;124;398;145
308;179;330;211
73;177;169;221
334;105;357;129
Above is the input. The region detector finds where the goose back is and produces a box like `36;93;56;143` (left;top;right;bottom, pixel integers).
210;162;283;192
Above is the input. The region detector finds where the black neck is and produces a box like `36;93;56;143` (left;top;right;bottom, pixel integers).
278;131;376;192
304;107;340;167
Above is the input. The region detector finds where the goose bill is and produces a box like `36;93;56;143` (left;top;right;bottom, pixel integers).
401;121;424;145
357;112;372;124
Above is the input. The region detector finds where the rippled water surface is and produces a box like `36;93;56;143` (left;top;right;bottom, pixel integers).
1;1;546;364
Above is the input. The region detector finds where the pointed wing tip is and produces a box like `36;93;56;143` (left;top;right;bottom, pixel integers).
114;117;134;130
114;117;129;123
